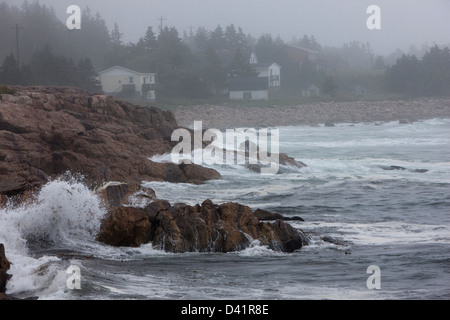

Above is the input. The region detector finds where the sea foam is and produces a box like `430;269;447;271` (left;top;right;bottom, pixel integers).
0;175;107;296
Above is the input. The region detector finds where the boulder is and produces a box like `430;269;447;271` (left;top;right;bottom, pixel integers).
96;206;152;247
247;153;307;174
97;200;308;253
269;220;305;252
254;208;304;221
379;165;428;173
163;163;222;184
279;153;307;168
97;182;156;208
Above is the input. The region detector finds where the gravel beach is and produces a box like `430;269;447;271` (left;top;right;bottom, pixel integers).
174;98;450;129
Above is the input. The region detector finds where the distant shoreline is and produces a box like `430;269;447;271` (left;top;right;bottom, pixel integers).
174;98;450;129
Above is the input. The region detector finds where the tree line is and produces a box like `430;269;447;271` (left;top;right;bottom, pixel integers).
0;47;100;92
0;1;449;99
386;45;450;97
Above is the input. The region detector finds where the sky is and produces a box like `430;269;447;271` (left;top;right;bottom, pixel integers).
4;0;450;55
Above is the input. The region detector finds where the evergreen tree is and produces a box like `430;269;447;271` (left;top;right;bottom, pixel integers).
386;45;450;97
192;27;209;54
386;54;421;95
75;57;101;92
421;45;450;96
210;25;225;51
154;27;205;99
373;55;386;69
299;57;322;88
141;26;157;51
225;24;238;49
228;48;257;77
72;8;112;69
27;45;74;86
111;22;123;46
0;53;22;85
201;45;226;96
322;76;337;96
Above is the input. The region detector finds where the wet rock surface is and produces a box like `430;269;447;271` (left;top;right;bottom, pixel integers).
97;199;308;253
0;86;221;198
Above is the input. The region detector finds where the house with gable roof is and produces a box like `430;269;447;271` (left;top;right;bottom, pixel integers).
97;66;157;101
249;51;281;88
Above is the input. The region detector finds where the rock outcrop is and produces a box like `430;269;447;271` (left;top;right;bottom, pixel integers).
247;152;307;174
254;208;304;221
0;86;221;199
97;199;308;253
379;165;429;173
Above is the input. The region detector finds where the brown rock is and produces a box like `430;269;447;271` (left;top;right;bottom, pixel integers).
98;200;307;253
0;86;221;198
163;163;222;184
97;182;156;208
96;206;151;247
254;208;304;222
149;200;306;253
278;153;307;168
269;220;304;253
143;199;171;221
96;199;307;253
254;209;284;221
247;152;307;174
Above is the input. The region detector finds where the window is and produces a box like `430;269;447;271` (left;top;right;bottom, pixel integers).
243;92;252;99
129;76;134;84
270;75;279;81
143;77;147;84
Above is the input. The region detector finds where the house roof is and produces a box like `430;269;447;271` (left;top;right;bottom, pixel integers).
285;45;319;55
98;66;156;75
228;76;269;91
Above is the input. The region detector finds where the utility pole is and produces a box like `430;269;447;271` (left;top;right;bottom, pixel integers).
67;29;74;60
9;24;24;66
158;16;167;32
187;25;195;38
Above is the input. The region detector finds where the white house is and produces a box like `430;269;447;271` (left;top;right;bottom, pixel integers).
96;66;157;101
228;76;269;100
249;51;281;88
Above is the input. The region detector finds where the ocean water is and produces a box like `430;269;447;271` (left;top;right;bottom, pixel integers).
1;118;449;300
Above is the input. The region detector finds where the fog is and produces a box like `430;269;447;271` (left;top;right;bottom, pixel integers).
4;0;449;55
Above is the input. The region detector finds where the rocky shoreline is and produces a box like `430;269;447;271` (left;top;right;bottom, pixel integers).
0;86;310;299
174;98;450;129
0;86;220;200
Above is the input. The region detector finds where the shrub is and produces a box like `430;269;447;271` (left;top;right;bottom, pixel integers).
0;85;15;95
